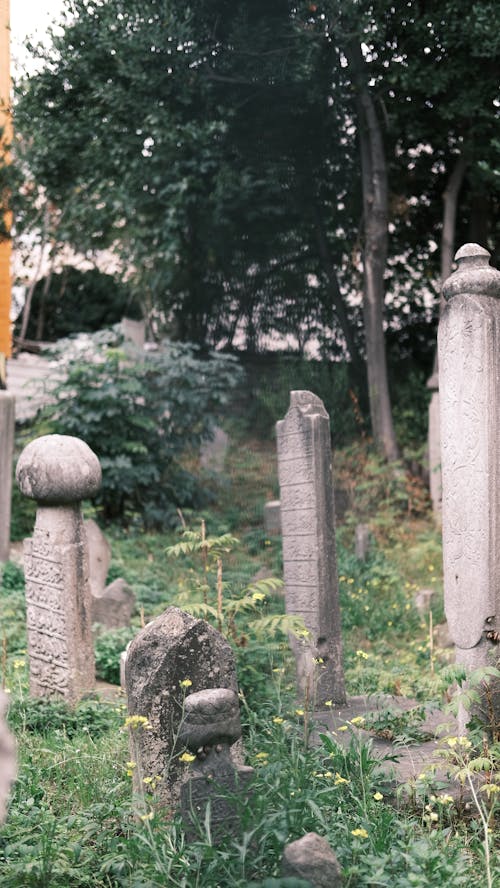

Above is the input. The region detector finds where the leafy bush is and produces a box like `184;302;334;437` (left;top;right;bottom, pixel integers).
14;266;141;341
35;328;243;526
94;627;137;684
8;697;120;738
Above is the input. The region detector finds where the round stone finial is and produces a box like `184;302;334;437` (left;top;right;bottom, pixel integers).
442;243;500;301
178;688;241;750
16;434;102;504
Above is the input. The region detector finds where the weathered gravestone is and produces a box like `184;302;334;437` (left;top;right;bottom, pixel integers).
178;688;254;839
282;832;343;887
0;690;16;823
0;391;15;562
439;244;500;729
16;435;100;702
125;606;240;812
85;518;135;632
200;426;229;474
264;499;282;536
276;391;346;707
354;524;371;561
427;371;442;521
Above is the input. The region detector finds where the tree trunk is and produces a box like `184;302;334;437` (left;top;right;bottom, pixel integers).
440;152;467;306
313;202;366;390
19;205;50;342
348;43;399;461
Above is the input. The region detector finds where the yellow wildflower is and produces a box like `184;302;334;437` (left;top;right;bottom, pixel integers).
140;811;154;821
438;794;454;805
273;717;284;725
324;700;333;707
373;792;383;801
338;725;348;732
179;678;192;688
334;772;349;785
295;709;304;716
252;591;266;601
179;752;196;764
255;752;269;759
13;659;25;669
124;715;152;730
351;828;368;839
356;650;369;660
350;716;365;726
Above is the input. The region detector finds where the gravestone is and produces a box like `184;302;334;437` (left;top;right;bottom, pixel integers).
121;317;145;350
264;499;281;536
0;690;16;823
282;832;343;887
85;519;135;632
439;244;500;729
276;391;346;706
200;426;229;474
427;372;442;521
85;518;111;597
354;524;371;561
16;434;100;702
178;688;254;839
92;578;135;632
125;606;239;811
0;391;15;562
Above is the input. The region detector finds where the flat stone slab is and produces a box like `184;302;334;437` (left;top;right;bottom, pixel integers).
311;695;460;789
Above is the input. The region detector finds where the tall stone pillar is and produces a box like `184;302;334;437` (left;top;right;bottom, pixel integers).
0;391;15;561
439;244;500;725
276;391;346;707
16;435;101;703
427;372;442;522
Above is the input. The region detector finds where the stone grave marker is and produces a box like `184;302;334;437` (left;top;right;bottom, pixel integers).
427;371;442;521
200;426;229;474
85;518;135;632
276;390;346;707
125;606;239;811
85;518;111;597
0;689;16;823
263;499;281;536
0;391;15;562
439;243;500;729
178;688;254;839
16;434;100;702
354;524;371;561
92;578;135;632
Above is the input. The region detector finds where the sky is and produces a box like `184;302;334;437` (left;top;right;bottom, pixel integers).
10;0;65;71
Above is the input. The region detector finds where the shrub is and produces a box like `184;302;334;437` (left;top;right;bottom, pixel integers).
34;328;243;527
94;627;137;685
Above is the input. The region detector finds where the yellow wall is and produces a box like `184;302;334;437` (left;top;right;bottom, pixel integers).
0;0;11;359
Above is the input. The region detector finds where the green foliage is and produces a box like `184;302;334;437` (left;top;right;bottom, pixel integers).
15;266;142;342
0;563;27;656
94;627;137;685
8;698;121;738
34;327;242;526
363;704;433;745
0;563;24;592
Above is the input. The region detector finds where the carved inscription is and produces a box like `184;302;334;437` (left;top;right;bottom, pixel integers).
439;298;496;649
276;391;346;704
24;538;70;699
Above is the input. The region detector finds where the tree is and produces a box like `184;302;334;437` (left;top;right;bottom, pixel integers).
8;0;500;460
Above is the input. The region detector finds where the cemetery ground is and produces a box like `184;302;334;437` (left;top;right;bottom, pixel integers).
1;426;499;887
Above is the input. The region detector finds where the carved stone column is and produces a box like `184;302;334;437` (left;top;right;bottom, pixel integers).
16;434;101;703
439;244;500;729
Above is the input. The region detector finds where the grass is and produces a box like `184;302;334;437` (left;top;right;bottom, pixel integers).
0;427;499;887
